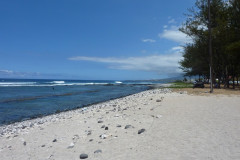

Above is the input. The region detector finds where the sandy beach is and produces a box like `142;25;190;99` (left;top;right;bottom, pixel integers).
0;88;240;160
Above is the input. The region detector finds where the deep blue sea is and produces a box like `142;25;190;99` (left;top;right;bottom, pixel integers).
0;79;167;125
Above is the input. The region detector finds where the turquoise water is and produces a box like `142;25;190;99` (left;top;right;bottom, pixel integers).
0;79;167;125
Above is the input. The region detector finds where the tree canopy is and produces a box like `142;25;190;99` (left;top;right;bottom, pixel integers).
179;0;240;88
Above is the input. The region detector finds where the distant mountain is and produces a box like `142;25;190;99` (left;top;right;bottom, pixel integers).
126;76;184;82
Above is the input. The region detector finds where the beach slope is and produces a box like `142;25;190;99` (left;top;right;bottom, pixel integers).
0;89;240;160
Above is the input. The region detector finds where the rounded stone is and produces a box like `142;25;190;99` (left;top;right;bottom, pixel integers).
80;153;88;159
138;128;146;134
125;125;133;129
98;120;103;123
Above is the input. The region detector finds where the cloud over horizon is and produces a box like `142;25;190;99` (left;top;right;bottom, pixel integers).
69;52;183;76
0;69;79;79
0;69;42;79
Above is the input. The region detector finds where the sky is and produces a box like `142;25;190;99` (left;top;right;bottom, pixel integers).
0;0;195;80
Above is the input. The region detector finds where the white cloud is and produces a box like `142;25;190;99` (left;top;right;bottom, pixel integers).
0;69;13;74
159;26;192;44
171;46;184;52
0;69;39;78
142;39;156;43
69;53;183;75
0;69;77;79
0;69;26;78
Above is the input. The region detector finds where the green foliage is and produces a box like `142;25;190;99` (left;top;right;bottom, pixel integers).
167;82;193;88
179;0;240;88
226;41;240;56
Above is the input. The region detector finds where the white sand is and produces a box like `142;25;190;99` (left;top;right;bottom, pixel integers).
0;89;240;160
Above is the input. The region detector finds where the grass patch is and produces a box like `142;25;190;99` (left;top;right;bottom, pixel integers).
167;82;193;88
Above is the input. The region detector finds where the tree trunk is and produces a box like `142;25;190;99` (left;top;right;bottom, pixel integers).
232;66;235;89
232;74;235;89
218;76;221;88
227;78;230;88
226;67;230;88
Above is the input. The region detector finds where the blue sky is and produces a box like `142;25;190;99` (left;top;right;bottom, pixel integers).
0;0;194;80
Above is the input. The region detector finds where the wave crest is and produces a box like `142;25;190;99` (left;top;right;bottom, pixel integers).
50;81;65;84
115;81;122;84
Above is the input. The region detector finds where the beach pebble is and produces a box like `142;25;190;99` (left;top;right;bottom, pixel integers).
67;142;74;149
80;153;88;159
94;149;102;154
125;125;134;129
101;125;105;128
52;139;57;142
98;120;103;123
48;154;54;159
156;115;162;118
73;134;80;141
116;125;121;128
87;131;92;135
156;99;161;102
99;134;111;139
38;121;44;125
100;134;107;139
89;139;93;142
138;129;146;134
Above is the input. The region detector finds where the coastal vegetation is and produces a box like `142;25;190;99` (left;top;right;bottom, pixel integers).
168;81;193;88
179;0;240;89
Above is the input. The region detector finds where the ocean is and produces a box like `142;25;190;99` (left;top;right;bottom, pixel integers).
0;78;168;125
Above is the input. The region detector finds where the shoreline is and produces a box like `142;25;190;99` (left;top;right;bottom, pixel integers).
0;84;155;127
0;88;170;137
1;88;240;159
1;86;238;136
0;83;167;130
